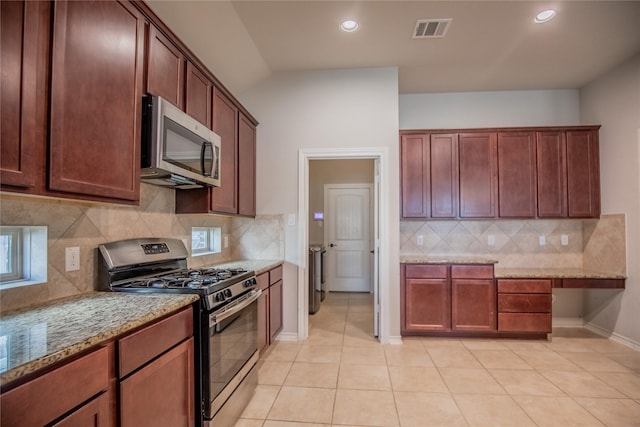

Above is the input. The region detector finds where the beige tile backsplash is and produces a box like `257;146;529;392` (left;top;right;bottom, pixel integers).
0;184;284;313
401;214;626;272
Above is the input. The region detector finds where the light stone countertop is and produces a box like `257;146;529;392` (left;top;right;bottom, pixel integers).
400;256;499;265
0;292;198;387
494;268;626;279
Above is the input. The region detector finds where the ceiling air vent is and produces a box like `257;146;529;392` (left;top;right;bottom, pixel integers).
412;19;452;38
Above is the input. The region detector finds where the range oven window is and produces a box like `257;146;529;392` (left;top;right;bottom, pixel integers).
204;298;257;414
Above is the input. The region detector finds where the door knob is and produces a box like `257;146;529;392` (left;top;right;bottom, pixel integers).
329;243;337;247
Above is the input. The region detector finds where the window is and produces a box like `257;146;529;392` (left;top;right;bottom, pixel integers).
0;226;47;290
191;227;221;256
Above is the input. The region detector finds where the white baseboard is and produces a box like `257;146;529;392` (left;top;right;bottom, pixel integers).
387;335;403;345
552;317;585;327
584;322;640;351
274;331;299;342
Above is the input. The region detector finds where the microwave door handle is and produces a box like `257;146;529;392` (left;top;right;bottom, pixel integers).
201;141;213;177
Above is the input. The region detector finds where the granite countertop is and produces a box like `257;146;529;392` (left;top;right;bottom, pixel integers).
0;292;198;387
400;256;499;265
213;259;283;275
494;268;626;279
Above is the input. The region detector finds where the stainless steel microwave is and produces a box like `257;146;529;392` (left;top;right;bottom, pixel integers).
141;95;221;189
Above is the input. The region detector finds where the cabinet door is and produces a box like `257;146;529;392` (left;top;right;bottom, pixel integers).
257;287;270;353
49;0;143;201
0;0;48;189
497;132;536;217
402;278;451;332
52;392;112;427
536;131;567;217
430;134;459;218
185;62;212;128
147;25;185;109
459;133;498;218
400;134;429;218
269;280;283;342
210;88;238;214
238;112;257;217
120;338;194;427
451;279;496;331
566;130;600;218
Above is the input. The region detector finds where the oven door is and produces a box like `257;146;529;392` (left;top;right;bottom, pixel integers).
203;289;261;421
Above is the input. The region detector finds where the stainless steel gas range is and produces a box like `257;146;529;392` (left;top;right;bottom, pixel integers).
98;238;260;427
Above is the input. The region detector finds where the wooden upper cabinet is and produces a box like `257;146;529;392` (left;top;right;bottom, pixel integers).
400;134;430;218
566;129;600;218
0;0;49;189
147;25;185;109
210;88;239;214
185;62;212;128
497;132;537;217
49;0;143;202
238;112;257;217
459;133;498;218
536;131;567;217
430;133;459;218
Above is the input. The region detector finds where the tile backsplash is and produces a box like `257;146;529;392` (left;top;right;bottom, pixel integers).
401;214;626;272
0;184;284;313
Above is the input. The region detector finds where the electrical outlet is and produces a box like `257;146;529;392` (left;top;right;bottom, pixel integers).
488;235;495;246
561;234;569;245
539;235;546;246
416;235;424;246
65;247;80;272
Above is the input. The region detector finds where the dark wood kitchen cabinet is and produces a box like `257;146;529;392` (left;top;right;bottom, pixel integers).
497;131;537;217
458;133;498;218
536;131;568;217
0;0;49;189
2;0;143;204
400;132;458;219
451;265;496;331
497;279;551;334
238;112;257;217
401;263;495;335
257;264;284;353
185;62;212;128
256;272;270;353
566;129;600;218
210;88;239;214
118;307;194;427
48;0;144;202
147;25;185;109
0;345;113;427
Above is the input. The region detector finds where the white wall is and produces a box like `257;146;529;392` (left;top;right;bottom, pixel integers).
580;53;640;346
240;67;400;340
400;90;580;130
399;89;585;320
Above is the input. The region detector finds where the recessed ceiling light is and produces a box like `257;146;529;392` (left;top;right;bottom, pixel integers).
535;9;556;23
340;20;359;32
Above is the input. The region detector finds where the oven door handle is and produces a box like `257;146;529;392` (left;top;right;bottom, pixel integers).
210;289;262;326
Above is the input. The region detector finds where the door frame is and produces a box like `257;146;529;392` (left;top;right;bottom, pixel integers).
298;147;390;343
324;183;374;293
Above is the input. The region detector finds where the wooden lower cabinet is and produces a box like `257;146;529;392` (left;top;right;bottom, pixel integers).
497;279;551;333
401;263;496;335
0;306;195;427
257;264;284;354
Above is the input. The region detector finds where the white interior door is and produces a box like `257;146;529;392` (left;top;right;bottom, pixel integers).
373;160;380;337
325;184;372;292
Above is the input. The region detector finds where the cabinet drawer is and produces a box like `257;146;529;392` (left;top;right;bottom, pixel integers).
119;307;193;378
498;294;551;313
498;313;551;333
269;265;283;285
1;345;110;427
497;279;551;293
256;272;269;290
404;264;447;279
451;265;494;279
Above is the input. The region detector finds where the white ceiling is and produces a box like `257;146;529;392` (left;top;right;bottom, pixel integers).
147;1;640;95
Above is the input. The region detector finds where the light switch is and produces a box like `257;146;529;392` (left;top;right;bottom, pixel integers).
561;234;569;245
539;235;546;246
416;235;424;246
488;235;495;246
287;214;296;226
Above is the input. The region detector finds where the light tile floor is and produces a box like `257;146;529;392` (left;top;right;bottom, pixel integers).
236;292;640;427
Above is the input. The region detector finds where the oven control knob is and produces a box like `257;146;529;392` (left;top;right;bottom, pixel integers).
244;278;256;288
224;289;232;298
216;293;225;302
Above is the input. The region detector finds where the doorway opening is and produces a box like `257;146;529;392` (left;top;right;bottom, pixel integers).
298;148;389;344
